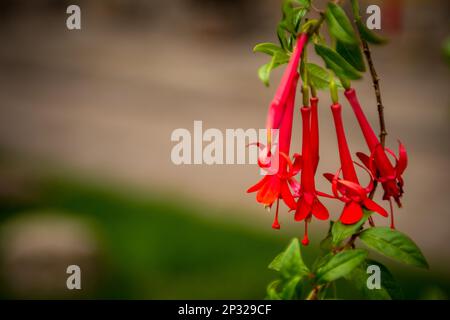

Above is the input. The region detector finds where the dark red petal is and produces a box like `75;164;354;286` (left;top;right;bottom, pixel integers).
396;141;408;176
312;199;329;220
356;152;371;169
323;173;334;183
363;198;389;217
340;201;364;225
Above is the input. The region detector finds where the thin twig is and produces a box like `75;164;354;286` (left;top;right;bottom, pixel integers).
362;41;387;147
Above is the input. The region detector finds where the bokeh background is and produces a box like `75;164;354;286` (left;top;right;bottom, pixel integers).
0;0;449;299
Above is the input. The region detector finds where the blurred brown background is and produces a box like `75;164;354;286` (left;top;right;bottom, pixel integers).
0;0;448;299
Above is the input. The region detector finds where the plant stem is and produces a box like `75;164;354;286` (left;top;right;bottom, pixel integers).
351;0;387;201
309;12;325;36
306;285;322;300
362;41;387;147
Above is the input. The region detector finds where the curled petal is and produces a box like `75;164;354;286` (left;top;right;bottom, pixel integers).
247;142;272;169
340;201;364;225
396;141;408;176
353;161;375;194
363;198;389;217
329;169;350;202
323;173;334;183
356;152;371;170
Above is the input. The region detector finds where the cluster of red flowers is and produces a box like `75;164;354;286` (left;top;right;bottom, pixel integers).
247;34;407;245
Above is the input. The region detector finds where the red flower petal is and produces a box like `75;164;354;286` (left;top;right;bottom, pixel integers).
257;176;280;205
396;141;408;176
295;197;310;221
312;199;329;220
340;201;364;225
247;175;269;193
356;152;371;170
281;181;297;210
337;179;366;198
363;198;389;217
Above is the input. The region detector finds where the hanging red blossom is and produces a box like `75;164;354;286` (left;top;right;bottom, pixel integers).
344;88;407;227
247;34;308;229
295;107;330;245
324;103;388;225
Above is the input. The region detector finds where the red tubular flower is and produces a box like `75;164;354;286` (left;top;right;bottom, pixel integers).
324;103;388;225
344;88;407;227
247;79;299;221
265;33;308;144
295;107;329;245
247;34;308;229
310;97;320;174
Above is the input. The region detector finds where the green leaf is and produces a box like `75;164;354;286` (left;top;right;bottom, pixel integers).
266;280;282;300
304;63;343;90
350;0;387;45
257;52;289;86
325;3;358;44
279;276;302;300
277;22;290;50
258;63;272;87
331;210;371;245
367;259;403;299
336;40;366;72
316;249;367;283
359;227;429;269
268;238;310;279
346;259;403;300
253;42;285;56
292;6;308;32
314;43;362;80
356;20;387;45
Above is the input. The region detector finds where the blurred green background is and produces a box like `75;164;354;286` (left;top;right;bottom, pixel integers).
0;0;449;299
